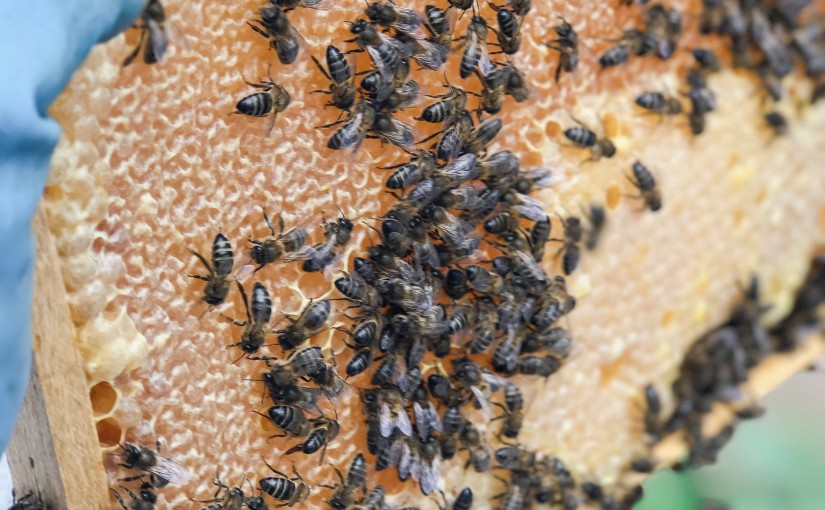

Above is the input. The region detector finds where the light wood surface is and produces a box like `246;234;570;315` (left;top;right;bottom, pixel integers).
6;209;110;510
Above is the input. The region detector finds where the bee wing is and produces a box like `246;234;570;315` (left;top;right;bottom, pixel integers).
412;39;449;70
398;440;417;481
299;0;332;9
482;369;508;392
147;20;171;63
439;153;478;186
436;213;474;247
522;166;564;188
274;22;310;64
512;194;548;222
334;114;368;152
366;46;395;80
419;459;440;495
396;80;422;109
378;118;416;148
149;455;191;486
396;406;414;437
379;402;394;437
413;241;441;270
478;40;495;76
470;385;494;419
393;8;426;37
234;263;256;282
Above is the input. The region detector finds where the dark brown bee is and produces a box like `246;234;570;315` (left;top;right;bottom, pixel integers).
362;387;414;438
442;487;473;510
371;111;416;149
448;0;476;11
112;483;157;510
118;441;191;487
496;62;530;103
255;404;310;438
259;461;310;506
247;210;307;271
489;0;531;16
123;0;176;67
419;83;469;124
224;282;272;357
365;1;425;37
263;346;327;386
335;271;383;310
347;19;408;76
598;29;655;67
764;111;788;136
685;70;716;135
301;212;354;272
463;118;503;156
543;17;579;82
188;232;233;306
492;381;524;439
457;16;493;79
285;414;340;463
584;203;606;251
248;5;304;65
644;3;681;59
346;347;374;377
9;491;48;510
424;5;455;52
322;453;367;510
234;69;291;136
516;355;560;377
750;9;793;77
273;0;329;11
692;48;720;72
459;420;491;472
190;477;247;510
635;91;682;116
555;215;582;275
444;268;469;299
434;110;475;160
378;79;422;114
628;161;662;212
476;68;507;115
492;9;522;55
529;215;551;262
563;118;615;161
276;299;331;349
311;45;356;110
324;98;378;152
263;377;323;414
385;152;438;190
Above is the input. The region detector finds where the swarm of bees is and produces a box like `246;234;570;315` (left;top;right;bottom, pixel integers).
98;0;825;508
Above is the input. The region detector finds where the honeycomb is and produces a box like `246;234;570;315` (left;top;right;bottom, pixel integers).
42;0;825;507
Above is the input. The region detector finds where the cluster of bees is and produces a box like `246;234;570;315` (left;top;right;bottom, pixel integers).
75;0;825;509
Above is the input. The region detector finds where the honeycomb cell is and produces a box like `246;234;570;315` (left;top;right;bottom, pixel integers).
90;381;119;417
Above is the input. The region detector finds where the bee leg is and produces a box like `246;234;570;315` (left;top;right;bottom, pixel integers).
247;21;270;39
110;489;129;510
122;29;147;67
221;313;248;327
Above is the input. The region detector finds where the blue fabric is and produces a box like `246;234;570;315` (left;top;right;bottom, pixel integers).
0;0;144;454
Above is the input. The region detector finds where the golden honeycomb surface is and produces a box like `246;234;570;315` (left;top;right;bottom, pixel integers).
43;0;825;507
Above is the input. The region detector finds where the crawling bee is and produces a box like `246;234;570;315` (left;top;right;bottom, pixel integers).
259;461;310;507
118;441;191;487
384;151;438;190
224;282;272;357
273;0;329;11
553;216;581;275
335;271;383;310
325;98;378;152
462;118;503;156
372;111;416;148
598;29;654;67
263;376;323;414
584;203;606;251
424;5;456;52
491;61;530;103
692;48;720;72
433;110;475;160
190;477;248;510
322;453;367;509
490;0;531;16
255;404;310;438
248;5;304;64
459;420;491;472
635;91;682;116
378;80;421;113
285;414;340;463
543;17;579;82
644;3;681;59
362;387;414;438
123;0;177;67
234;68;291;136
457;16;494;79
563;118;616;161
419;83;469;124
628;161;662;212
301;212;354;272
112;483;157;510
188;233;233;306
247;210;307;271
276;299;331;349
493;9;523;55
311;45;356;111
347;18;408;77
764;111;788;137
262;345;327;386
750;8;793;77
365;1;425;37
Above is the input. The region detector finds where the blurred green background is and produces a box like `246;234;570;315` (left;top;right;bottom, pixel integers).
635;370;825;510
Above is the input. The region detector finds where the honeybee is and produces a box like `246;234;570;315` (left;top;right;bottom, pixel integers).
644;3;681;59
248;5;305;65
584;202;606;251
262;346;326;386
259;461;310;507
347;19;409;77
362;387;414;438
324;98;378;152
189;477;248;510
118;441;191;487
301;212;354;273
372;111;416;148
434;110;475;161
365;1;425;37
255;404;310;438
188;233;233;305
285;414;340;463
379;80;422;113
543;17;579;82
384;151;438;189
563;118;616;162
424;5;456;52
263;377;323;414
635;91;682;116
750;8;793;77
322;454;367;509
111;483;157;510
628;161;662;212
459;420;491;472
273;0;329;11
123;0;178;67
463;118;503;156
598;29;655;67
247;210;307;272
234;69;291;136
419;83;469;124
224;282;272;357
276;299;331;349
493;9;523;55
516;355;561;377
692;48;720;72
311;45;357;111
457;17;494;79
489;0;531;16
